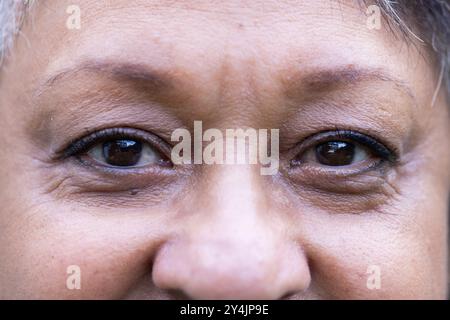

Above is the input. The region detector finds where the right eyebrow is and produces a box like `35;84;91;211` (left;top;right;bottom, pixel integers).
35;59;176;98
282;65;417;105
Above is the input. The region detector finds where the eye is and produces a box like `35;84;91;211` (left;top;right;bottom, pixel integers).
63;128;172;169
313;140;367;166
292;130;395;169
89;139;160;167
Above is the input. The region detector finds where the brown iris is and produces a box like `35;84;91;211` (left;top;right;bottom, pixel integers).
102;139;143;166
315;141;355;166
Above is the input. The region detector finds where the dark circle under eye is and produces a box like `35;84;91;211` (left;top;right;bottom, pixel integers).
315;141;355;166
103;139;143;166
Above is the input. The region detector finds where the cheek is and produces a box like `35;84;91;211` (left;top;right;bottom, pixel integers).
297;195;446;299
0;201;169;299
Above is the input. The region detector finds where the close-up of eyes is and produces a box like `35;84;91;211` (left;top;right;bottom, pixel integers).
63;128;173;169
291;130;397;172
62;127;397;177
1;0;449;304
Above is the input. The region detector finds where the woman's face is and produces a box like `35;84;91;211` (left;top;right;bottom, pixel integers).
0;0;449;299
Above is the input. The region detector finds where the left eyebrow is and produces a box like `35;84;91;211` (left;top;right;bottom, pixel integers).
282;65;417;104
35;59;177;98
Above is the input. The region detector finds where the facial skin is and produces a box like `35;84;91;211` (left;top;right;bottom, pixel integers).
0;0;449;299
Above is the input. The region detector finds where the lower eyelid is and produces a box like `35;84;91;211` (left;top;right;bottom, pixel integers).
44;161;183;205
290;158;386;175
65;154;179;183
286;160;394;195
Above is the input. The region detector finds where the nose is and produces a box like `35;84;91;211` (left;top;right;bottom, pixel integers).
152;166;311;299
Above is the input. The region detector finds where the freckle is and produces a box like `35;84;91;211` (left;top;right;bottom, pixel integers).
130;189;139;196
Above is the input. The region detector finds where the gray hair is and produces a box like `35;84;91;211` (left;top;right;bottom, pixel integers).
0;0;449;97
0;0;28;64
373;0;450;101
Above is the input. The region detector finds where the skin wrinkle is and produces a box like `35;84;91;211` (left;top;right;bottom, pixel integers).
33;64;416;158
0;0;449;299
42;157;186;208
280;103;412;157
30;93;185;156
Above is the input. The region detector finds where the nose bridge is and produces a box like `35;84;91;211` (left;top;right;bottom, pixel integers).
152;166;311;299
196;166;274;262
208;165;266;222
212;37;268;119
188;165;275;268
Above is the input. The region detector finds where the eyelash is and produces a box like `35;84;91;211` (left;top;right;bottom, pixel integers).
60;127;397;174
62;127;169;160
331;129;395;160
292;129;398;164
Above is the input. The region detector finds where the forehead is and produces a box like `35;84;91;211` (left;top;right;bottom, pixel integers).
26;0;409;77
8;0;435;132
6;0;438;126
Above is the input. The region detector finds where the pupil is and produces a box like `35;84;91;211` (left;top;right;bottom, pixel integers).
103;140;143;166
315;141;355;166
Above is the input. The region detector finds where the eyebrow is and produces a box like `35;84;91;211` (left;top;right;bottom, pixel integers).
283;66;417;104
36;60;416;105
35;60;175;98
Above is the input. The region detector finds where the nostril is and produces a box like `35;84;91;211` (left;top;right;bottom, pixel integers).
165;289;192;300
280;290;299;300
152;233;311;300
